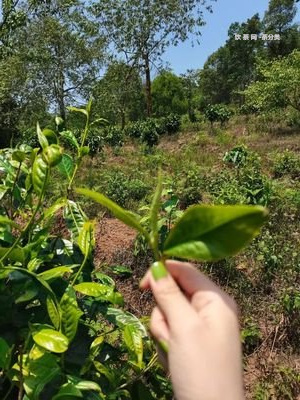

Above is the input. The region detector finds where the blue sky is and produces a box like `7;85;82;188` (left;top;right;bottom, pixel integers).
162;0;299;75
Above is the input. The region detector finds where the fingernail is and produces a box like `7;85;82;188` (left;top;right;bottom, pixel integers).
151;261;168;281
158;339;169;353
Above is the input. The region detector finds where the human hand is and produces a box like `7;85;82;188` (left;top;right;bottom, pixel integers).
140;260;245;400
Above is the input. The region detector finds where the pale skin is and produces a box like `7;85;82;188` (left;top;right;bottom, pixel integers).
140;260;245;400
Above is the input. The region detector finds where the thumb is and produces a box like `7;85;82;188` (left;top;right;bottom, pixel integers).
149;262;196;328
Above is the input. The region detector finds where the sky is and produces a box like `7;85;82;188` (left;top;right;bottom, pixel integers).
163;0;299;75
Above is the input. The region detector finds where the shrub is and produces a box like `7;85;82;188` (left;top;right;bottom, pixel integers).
176;168;203;208
204;104;233;128
223;146;248;167
0;103;168;400
103;125;124;148
159;114;181;135
102;170;149;208
273;150;300;180
125;119;159;147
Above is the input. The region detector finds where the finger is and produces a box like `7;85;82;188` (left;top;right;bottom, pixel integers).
165;260;237;314
150;306;170;342
165;260;220;296
139;269;151;290
148;265;196;327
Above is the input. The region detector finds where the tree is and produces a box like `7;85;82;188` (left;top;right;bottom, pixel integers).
263;0;300;58
92;0;215;116
93;62;145;128
244;50;300;113
152;70;187;117
181;69;200;121
17;1;106;121
199;14;264;105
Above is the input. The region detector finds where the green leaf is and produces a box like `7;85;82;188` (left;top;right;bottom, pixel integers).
12;150;26;163
106;308;147;337
64;200;88;240
23;352;60;400
149;173;162;251
163;205;268;261
67;375;103;393
52;383;83;399
78;221;95;256
15;279;39;303
43;198;67;220
124;324;143;367
0;337;10;369
43;128;58;145
75;188;146;236
46;296;60;330
68;106;88;117
74;282;112;297
58;154;75;181
32;328;69;353
32;154;48;196
0;216;22;230
38;266;74;281
37;122;49;149
60;286;83;342
110;265;132;277
0;246;25;263
59;130;80;149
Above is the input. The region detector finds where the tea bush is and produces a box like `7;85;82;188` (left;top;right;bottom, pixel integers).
102;170;150;208
125;115;181;147
273;150;300;180
204;104;233;128
0;103;170;400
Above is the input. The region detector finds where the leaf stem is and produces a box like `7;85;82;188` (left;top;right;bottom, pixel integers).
71;251;89;286
10;161;22;218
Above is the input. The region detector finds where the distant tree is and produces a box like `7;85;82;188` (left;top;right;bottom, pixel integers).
92;0;215;116
152;71;187;117
244;50;300;113
263;0;300;58
181;69;200;121
93;62;145;128
199;14;264;105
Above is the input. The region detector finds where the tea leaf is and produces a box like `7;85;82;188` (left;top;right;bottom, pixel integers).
164;205;268;261
32;328;69;353
59;130;79;149
67;375;103;393
149;173;162;255
0;216;22;230
124;324;143;367
74;282;112;297
46;296;60;330
38;266;74;281
32;155;48;196
106;308;147;337
60;286;83;342
64;200;88;240
78;221;95;256
0;337;10;369
43;198;67;220
0;246;25;263
75;188;146;236
68;106;88;117
12;150;26;163
58;154;75;181
37;122;49;150
52;383;83;399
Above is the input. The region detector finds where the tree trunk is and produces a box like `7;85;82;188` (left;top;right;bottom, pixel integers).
144;53;152;117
